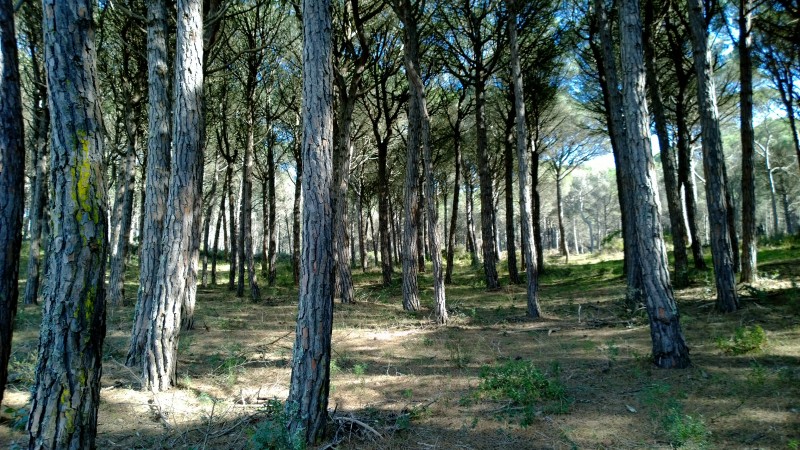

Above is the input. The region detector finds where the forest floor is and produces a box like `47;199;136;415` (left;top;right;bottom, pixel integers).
2;242;799;449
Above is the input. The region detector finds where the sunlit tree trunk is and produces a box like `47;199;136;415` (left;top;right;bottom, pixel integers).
143;0;204;391
286;0;334;442
619;0;690;368
127;0;171;368
27;0;109;444
688;0;739;312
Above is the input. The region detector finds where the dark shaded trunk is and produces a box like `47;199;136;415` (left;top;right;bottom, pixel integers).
378;141;393;285
445;126;462;285
109;116;138;305
201;164;219;287
465;166;479;266
531;145;544;272
555;175;569;264
416;175;426;272
643;1;689;288
0;0;25;407
688;0;739;312
211;177;226;286
292;134;302;286
27;0;109;444
286;0;334;442
739;0;757;283
504;106;520;284
619;0;690;368
475;79;501;289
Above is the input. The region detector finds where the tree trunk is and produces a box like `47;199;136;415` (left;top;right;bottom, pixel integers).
378;142;393;285
475;81;501;289
643;1;689;288
22;18;49;307
292;136;302;286
739;0;757;283
109;116;138;305
286;0;334;442
465;166;479;266
445;124;462;285
509;6;541;317
531;144;544;272
357;175;367;272
143;0;204;391
27;0;109;445
211;179;225;286
127;0;171;368
0;0;25;408
619;0;690;368
267;142;278;286
504;107;520;284
555;176;569;263
416;175;426;272
201;164;219;287
238;81;261;301
333;100;356;303
400;4;422;311
688;0;739;312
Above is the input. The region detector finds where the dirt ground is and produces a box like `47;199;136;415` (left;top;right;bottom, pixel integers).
2;246;799;449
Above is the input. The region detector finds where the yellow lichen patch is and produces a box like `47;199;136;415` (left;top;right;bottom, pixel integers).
72;131;100;225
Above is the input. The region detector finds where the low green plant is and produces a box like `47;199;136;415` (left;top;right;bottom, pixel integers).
663;408;710;449
716;325;767;355
251;399;307;450
3;406;28;431
353;363;367;376
446;339;472;369
788;438;799;450
476;360;571;426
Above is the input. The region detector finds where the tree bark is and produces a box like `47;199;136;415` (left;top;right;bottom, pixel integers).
286;0;334;442
475;80;501;289
465;166;479;266
201;163;219;287
504;106;520;284
292;131;302;286
108;122;138;306
0;0;25;408
377;140;393;286
143;0;204;391
619;0;690;368
211;177;226;285
643;1;689;288
555;175;569;264
128;0;171;367
445;114;463;285
267;141;278;286
508;5;541;317
238;68;261;301
27;0;109;444
687;0;739;312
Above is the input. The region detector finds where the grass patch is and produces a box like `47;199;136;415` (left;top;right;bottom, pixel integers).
716;325;768;355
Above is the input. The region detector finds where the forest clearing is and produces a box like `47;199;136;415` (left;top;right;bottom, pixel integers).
3;243;799;449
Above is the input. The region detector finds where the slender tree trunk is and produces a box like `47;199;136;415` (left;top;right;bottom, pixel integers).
739;0;757;283
143;0;204;391
509;6;541;317
211;179;225;285
619;0;690;368
378;142;393;285
201;165;219;287
475;80;501;289
688;0;739;312
333;100;356;302
27;0;109;444
780;183;793;234
556;176;569;263
445;127;462;284
416;176;426;272
357;176;367;272
268;142;278;286
238;92;261;301
286;0;334;442
261;177;269;277
504;108;520;284
400;3;422;311
109;117;138;305
465;167;479;266
0;0;25;408
531;144;544;272
643;2;689;287
766;151;780;235
292;138;302;286
369;204;379;265
127;0;171;368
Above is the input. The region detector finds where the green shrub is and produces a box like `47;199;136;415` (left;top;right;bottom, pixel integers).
663;409;710;449
251;399;306;450
716;325;767;355
476;360;571;425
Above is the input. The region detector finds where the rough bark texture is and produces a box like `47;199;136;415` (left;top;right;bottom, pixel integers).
687;0;739;312
143;0;204;391
27;0;109;445
237;69;261;301
465;167;479;266
739;0;757;283
399;1;421;311
286;0;334;442
475;81;501;289
291;129;302;286
267;143;278;286
0;0;25;408
619;0;690;368
504;106;520;284
643;2;689;288
445;107;463;285
333;101;355;303
555;177;569;264
127;0;171;368
508;6;541;317
377;140;393;286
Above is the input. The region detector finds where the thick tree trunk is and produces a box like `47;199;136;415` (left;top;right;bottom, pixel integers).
127;0;171;368
143;0;204;391
643;2;689;288
740;0;757;284
286;0;334;442
504;108;520;284
619;0;690;368
508;7;541;317
332;100;356;302
400;5;422;311
0;0;25;408
688;0;739;312
27;0;109;445
378;141;393;286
